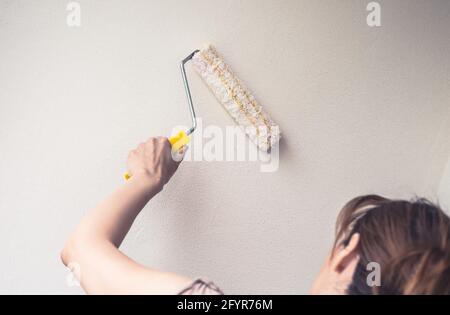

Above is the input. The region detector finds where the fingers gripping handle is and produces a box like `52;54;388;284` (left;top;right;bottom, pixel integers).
123;131;190;180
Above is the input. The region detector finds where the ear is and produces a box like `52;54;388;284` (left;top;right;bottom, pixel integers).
330;233;360;273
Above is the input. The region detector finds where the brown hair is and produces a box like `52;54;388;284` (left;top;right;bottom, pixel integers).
334;195;450;294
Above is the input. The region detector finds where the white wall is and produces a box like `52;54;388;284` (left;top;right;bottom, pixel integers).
1;0;450;294
439;158;450;211
437;110;450;211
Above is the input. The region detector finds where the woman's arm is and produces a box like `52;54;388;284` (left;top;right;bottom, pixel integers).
61;137;192;294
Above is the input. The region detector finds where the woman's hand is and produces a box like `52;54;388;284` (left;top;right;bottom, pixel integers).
126;137;184;189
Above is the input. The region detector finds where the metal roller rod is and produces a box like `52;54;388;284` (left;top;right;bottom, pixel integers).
180;50;200;136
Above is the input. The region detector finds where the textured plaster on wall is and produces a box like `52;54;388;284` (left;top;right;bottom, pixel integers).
0;0;450;294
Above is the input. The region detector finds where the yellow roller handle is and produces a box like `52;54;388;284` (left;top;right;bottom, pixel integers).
168;130;190;151
123;131;190;180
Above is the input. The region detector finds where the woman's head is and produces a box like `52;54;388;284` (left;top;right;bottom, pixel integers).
312;195;450;294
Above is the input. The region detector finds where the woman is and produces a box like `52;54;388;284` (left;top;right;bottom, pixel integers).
61;137;450;294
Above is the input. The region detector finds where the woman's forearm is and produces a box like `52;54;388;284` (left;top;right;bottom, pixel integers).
61;173;161;263
60;138;191;294
95;174;162;246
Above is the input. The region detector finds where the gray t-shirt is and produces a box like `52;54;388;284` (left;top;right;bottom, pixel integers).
178;278;223;295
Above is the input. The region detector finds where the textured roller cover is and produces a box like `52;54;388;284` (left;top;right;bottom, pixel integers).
192;45;281;153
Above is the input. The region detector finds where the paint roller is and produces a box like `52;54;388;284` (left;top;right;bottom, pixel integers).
124;44;281;180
